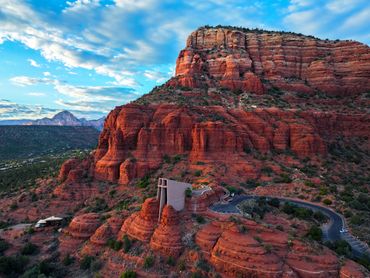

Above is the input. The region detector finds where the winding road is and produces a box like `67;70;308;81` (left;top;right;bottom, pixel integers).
210;194;370;258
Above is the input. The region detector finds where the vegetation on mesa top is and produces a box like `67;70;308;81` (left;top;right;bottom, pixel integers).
198;25;356;42
0;126;99;160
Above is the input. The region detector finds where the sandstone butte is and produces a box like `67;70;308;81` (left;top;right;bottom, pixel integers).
85;26;370;186
56;26;370;277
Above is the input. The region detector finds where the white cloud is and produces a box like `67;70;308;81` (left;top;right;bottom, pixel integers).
43;71;51;76
9;74;138;113
27;58;40;68
341;7;370;30
143;69;170;83
114;0;156;10
0;99;58;120
284;9;324;35
10;76;55;86
27;92;46;97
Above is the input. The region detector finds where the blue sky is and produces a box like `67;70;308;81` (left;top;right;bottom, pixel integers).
0;0;369;120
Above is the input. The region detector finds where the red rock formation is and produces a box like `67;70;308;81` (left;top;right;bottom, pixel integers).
195;220;361;277
150;205;183;257
176;27;370;96
94;103;369;183
58;158;80;182
59;213;101;255
90;27;369;185
81;216;123;256
118;198;159;242
186;186;224;213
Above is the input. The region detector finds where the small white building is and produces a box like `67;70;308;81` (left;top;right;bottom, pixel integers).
157;178;191;221
35;216;63;228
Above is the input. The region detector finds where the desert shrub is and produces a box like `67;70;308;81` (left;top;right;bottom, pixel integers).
344;210;353;218
120;270;137;278
322;199;332;205
268;198;280;208
143;256;154;269
350;215;362;225
319;187;329;196
62;254;74;266
263;244;273;253
122;235;132;253
0;255;29;276
196;259;210;272
107;239;123;251
109;190;117;197
194;214;205;224
349;200;368;211
241;179;260;189
137;176;150;188
226;185;242;195
185;187;192;198
273;173;292;183
172;154;182;164
261;166;273;176
21;242;39;255
166;256;176;266
0;239;9;255
282;203;314;220
190;271;203;278
30;192;38;202
22;260;57;278
91;259;103;272
325;240;351;257
304;180;316;187
356;255;370;271
178;260;186;271
115;199;132;211
313;211;327;223
88;197;108;212
237;224;247;234
254;236;263;243
10;202;18;210
80;255;94;270
306;225;322;241
300;164;318;177
194;170;202;177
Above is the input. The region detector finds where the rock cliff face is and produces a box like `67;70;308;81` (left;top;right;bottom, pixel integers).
90;26;369;185
174;27;370;96
118;197;159;242
150;205;183;257
195;220;362;277
93;103;369;184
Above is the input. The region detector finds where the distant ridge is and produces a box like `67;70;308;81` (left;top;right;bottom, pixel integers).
23;111;105;130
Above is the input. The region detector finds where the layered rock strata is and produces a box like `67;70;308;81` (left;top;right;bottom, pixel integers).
150;205;183;257
118;198;159;242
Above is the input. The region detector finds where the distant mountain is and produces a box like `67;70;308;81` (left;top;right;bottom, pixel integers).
24;111;105;130
0;119;32;125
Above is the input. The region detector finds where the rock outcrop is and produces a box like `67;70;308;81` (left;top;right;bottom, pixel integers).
91;28;369;185
150;205;183;257
195;220;360;277
118;198;159;242
94;104;369;184
175;27;370;96
59;213;101;255
81;216;123;256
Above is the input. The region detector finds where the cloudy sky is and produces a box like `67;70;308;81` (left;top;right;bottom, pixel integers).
0;0;369;120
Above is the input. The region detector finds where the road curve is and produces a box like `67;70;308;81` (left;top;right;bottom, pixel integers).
210;194;369;257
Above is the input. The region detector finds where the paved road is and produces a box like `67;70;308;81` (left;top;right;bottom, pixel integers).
210;195;370;257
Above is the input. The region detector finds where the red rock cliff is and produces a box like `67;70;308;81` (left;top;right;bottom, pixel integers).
174;27;370;96
88;27;370;185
